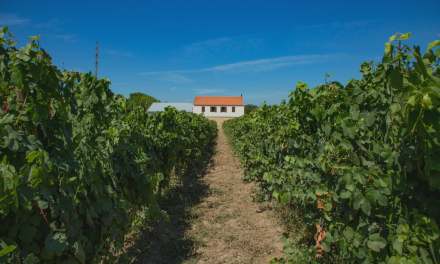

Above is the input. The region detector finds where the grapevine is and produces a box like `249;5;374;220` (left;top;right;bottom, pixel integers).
224;32;440;263
0;26;217;263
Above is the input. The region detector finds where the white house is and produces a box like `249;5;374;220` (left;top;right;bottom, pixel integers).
147;102;193;115
193;96;244;117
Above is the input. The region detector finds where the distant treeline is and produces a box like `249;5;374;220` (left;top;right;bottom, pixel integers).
244;104;260;115
125;95;259;115
126;92;160;110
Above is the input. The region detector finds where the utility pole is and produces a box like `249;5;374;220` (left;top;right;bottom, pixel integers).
95;41;98;77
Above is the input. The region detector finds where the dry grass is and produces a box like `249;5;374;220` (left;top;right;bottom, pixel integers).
120;128;290;264
214;212;239;223
276;203;314;246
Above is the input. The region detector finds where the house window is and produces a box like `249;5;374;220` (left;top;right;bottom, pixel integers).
202;106;205;112
210;107;216;112
232;107;235;112
221;107;227;113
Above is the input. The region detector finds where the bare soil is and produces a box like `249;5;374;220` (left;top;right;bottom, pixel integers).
125;127;285;264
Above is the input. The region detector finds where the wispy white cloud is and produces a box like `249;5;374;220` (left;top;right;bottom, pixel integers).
183;37;232;50
293;20;374;31
342;20;374;29
35;17;63;30
191;89;226;94
111;83;130;85
209;54;335;72
138;53;344;76
51;34;78;41
170;87;178;90
0;13;31;26
157;73;192;83
180;36;263;59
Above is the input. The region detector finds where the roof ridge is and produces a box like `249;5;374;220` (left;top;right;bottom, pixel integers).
193;96;244;106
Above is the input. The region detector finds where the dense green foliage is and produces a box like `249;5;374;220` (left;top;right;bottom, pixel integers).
244;104;260;115
224;33;440;263
0;27;217;263
126;92;160;111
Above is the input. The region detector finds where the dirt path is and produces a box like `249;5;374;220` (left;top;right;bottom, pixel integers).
127;127;285;264
186;127;285;263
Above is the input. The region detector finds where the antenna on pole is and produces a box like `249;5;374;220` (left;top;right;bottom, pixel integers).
95;41;98;77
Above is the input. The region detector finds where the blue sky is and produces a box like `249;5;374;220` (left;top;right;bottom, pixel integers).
2;0;440;105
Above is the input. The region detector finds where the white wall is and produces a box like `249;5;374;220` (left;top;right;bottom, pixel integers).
193;105;244;117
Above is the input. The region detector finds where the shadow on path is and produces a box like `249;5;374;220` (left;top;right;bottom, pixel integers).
124;137;217;264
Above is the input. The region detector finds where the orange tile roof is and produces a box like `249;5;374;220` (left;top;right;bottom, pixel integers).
194;96;243;106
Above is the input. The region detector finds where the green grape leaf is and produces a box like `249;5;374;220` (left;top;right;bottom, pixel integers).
74;241;85;264
392;239;403;255
419;247;430;264
0;245;16;257
321;237;331;252
427;40;440;50
396;32;411;41
363;111;375;127
343;226;354;240
341;121;356;139
353;192;372;215
353;233;363;248
367;233;387;252
18;224;37;241
0;26;8;38
61;257;80;264
43;233;67;257
385;43;393;54
23;253;40;264
26;151;39;163
29;215;41;226
29;35;41;40
340;190;352;199
16;185;35;204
